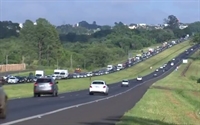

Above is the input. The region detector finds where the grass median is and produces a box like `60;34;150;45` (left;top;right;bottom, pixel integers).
4;41;191;99
117;51;200;125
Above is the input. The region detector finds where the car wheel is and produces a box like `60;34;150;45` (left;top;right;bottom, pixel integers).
55;92;58;97
0;103;7;119
52;91;57;97
34;93;38;97
89;92;93;95
38;94;41;97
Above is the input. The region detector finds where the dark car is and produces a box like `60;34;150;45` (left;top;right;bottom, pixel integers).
33;78;59;97
15;76;27;83
0;77;8;119
27;76;37;83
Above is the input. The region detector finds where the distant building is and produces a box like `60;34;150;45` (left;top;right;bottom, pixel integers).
19;23;23;28
179;25;188;29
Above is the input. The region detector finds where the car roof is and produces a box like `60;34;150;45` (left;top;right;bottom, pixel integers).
92;80;105;83
123;79;128;81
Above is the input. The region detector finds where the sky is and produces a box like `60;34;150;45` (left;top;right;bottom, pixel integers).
0;0;200;26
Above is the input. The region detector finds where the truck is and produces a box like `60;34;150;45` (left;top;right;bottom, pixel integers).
60;70;69;79
35;70;44;78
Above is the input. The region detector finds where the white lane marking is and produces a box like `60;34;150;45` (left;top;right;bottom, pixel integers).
1;67;174;125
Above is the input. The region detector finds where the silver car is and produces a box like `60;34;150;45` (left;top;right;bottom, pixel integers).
33;78;59;97
0;78;8;119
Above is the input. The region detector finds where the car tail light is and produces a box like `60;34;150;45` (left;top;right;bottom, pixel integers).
103;86;106;88
90;86;92;88
34;83;38;86
49;82;53;86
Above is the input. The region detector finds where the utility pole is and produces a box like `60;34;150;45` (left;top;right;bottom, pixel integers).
70;54;73;69
84;59;86;69
56;58;58;69
22;56;24;63
5;55;8;72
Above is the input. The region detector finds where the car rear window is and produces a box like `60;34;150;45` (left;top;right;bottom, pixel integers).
60;72;65;75
92;82;104;85
122;80;128;82
9;77;15;79
36;79;51;83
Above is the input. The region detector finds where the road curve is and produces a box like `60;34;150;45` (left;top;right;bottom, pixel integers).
0;44;199;125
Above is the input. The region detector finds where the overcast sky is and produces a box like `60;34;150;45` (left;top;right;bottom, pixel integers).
0;0;200;26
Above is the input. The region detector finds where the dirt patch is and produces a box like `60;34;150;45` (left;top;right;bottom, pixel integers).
186;112;199;121
165;90;180;105
181;62;192;77
192;92;200;97
151;85;175;91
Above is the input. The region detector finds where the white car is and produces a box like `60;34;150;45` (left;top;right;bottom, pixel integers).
136;76;143;81
7;77;19;84
89;80;109;95
171;62;174;66
156;69;159;72
121;79;129;87
160;66;163;69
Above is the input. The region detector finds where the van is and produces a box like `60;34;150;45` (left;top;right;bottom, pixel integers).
54;69;62;79
35;70;44;78
117;64;123;70
60;70;69;79
107;65;113;71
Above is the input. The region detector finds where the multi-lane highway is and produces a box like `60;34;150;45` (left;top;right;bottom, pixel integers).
0;44;199;125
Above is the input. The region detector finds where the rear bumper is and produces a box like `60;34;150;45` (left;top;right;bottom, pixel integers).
34;90;54;94
121;84;129;86
89;89;107;93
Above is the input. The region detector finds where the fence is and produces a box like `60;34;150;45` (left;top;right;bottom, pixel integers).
0;63;26;72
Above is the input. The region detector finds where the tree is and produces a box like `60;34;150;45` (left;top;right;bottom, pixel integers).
192;33;200;44
164;15;179;29
19;18;63;66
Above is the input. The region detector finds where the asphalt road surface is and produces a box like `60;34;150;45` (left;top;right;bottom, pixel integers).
0;44;199;125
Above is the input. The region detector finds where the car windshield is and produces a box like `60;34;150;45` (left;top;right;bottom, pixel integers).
92;82;104;85
36;79;51;83
54;72;60;74
36;74;42;77
9;77;15;79
122;80;128;82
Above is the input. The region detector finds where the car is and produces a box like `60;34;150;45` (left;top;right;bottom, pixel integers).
7;76;19;84
89;80;109;95
33;78;59;97
156;69;159;72
136;76;143;81
121;79;129;87
0;77;8;119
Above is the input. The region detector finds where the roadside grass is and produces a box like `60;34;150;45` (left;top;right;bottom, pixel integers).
117;51;200;125
3;41;191;99
12;43;163;76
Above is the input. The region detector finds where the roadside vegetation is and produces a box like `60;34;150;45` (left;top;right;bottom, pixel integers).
4;41;191;99
117;50;200;125
1;16;200;71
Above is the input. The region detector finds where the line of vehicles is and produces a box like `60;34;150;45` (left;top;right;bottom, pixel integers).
0;35;193;120
1;37;189;85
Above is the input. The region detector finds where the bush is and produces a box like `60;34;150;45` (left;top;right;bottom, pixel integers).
197;78;200;83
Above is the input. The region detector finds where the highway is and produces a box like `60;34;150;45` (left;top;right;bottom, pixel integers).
0;44;199;125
